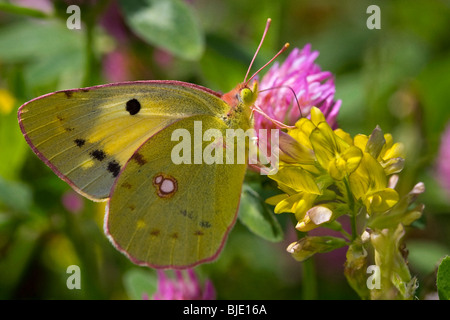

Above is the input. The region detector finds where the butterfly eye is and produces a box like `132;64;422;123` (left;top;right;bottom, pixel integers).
240;87;257;106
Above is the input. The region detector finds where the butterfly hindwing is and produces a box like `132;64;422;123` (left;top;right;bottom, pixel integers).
106;115;247;268
18;81;228;201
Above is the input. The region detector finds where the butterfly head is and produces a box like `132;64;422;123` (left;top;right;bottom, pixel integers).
239;81;258;107
221;80;258;112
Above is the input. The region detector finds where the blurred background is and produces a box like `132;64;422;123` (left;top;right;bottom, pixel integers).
0;0;449;299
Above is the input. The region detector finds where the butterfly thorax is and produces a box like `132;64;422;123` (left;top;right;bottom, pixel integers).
221;81;257;131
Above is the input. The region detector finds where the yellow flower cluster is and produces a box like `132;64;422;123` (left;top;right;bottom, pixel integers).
267;107;405;232
267;107;424;299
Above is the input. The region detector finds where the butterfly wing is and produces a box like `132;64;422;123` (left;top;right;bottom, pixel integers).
18;81;226;201
106;115;247;268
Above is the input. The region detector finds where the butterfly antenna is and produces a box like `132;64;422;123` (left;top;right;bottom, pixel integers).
245;43;290;86
244;18;272;84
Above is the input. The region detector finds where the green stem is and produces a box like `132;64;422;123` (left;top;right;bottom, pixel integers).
302;257;318;299
337;223;352;241
82;20;96;87
343;178;358;241
351;209;358;242
291;215;318;299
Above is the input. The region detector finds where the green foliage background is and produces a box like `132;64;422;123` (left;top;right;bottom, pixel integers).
0;0;449;299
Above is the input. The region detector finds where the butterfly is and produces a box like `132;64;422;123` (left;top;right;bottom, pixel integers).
18;18;288;269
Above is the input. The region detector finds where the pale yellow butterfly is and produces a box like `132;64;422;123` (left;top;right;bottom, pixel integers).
18;18;288;268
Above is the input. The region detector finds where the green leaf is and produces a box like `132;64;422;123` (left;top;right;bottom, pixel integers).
0;2;51;18
0;20;84;90
0;176;32;213
0;225;40;299
238;184;283;242
123;268;157;300
119;0;204;60
437;256;450;300
407;240;449;275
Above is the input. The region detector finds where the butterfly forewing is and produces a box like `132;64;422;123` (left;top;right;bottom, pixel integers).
18;81;227;201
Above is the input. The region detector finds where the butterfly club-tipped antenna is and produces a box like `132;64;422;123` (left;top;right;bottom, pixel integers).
243;18;290;87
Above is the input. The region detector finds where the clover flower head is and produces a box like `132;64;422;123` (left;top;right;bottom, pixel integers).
149;269;215;300
254;44;341;131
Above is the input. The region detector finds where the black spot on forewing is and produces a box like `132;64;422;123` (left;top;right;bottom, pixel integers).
90;149;106;161
107;160;121;177
74;138;86;147
126;99;141;115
